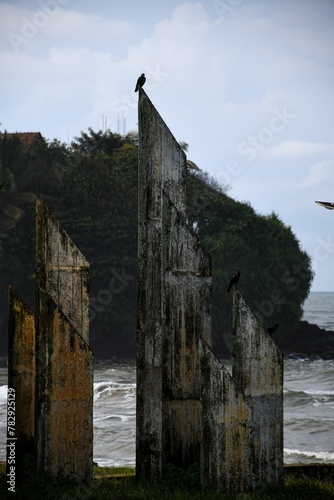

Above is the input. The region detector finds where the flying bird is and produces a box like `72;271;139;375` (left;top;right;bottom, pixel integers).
135;73;146;92
227;270;240;292
315;201;334;210
267;323;280;335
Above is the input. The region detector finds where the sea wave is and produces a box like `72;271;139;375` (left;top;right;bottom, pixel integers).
94;380;136;390
284;389;313;407
284;412;334;428
0;385;7;402
94;380;136;401
284;448;334;463
285;388;334;396
306;389;334;396
94;414;131;423
95;457;135;468
0;357;333;467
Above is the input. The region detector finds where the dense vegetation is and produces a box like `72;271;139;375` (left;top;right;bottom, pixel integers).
0;130;313;359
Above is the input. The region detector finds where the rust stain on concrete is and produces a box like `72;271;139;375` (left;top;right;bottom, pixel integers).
7;286;36;475
36;292;93;481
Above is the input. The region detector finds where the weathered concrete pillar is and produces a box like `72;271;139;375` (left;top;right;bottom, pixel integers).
232;287;283;487
35;198;93;482
200;288;283;493
36;197;90;343
137;87;283;492
137;88;212;478
162;196;212;468
200;338;253;492
7;286;36;477
36;290;93;480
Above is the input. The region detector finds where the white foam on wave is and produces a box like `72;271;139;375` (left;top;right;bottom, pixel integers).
0;385;8;403
94;380;136;401
284;388;334;398
95;457;135;467
307;389;334;396
284;448;334;461
94;414;131;423
94;380;135;390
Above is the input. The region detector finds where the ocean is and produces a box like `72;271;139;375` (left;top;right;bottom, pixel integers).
0;291;333;467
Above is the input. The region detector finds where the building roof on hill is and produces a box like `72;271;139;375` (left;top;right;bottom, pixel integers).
6;132;43;148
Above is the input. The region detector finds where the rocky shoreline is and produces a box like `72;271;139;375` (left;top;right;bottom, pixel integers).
279;320;334;360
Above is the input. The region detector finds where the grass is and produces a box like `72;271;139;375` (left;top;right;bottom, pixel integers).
0;462;334;499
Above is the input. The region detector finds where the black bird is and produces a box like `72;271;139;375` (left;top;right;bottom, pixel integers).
135;73;146;92
267;323;279;335
227;270;240;292
315;201;334;210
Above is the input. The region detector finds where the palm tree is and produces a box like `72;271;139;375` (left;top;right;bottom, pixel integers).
179;141;200;171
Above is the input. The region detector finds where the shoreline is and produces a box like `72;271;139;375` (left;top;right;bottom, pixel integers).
284;463;334;480
1;460;334;475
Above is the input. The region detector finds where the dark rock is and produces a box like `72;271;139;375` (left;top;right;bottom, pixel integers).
219;320;334;361
0;357;7;368
281;320;334;360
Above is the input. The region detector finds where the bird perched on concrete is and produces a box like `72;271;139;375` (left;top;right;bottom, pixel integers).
267;323;279;335
135;73;146;92
227;270;240;292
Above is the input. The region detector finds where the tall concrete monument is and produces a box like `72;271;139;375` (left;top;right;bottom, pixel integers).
137;88;212;478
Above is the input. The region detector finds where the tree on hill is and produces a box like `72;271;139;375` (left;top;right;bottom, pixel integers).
0;132;37;233
0;128;313;359
186;169;313;356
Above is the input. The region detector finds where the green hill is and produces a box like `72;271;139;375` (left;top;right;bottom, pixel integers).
0;129;313;359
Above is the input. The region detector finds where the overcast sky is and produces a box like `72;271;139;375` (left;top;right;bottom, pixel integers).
1;0;334;291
